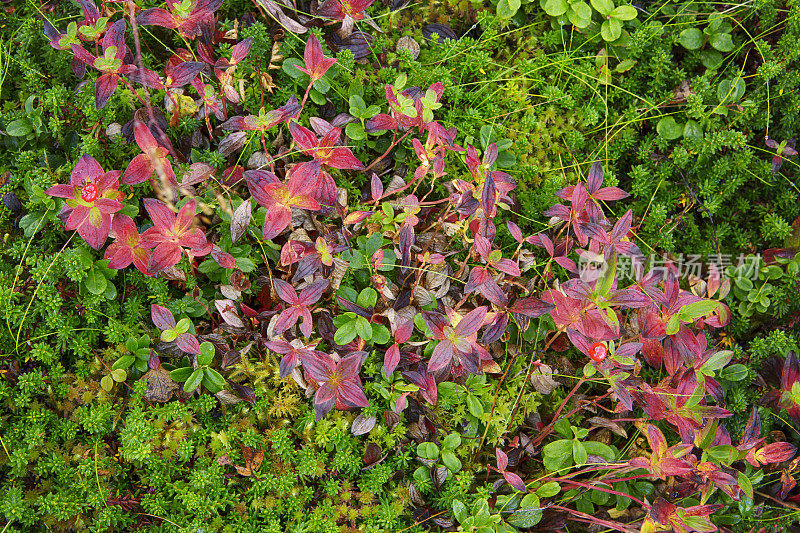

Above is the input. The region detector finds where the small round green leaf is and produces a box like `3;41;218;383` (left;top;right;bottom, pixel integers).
442;449;462;472
678;28;704;50
709;32;734;52
601;18;622;41
657;116;684;140
542;0;568;16
611;4;637;20
537;481;561;497
84;267;108;295
417;442;440;460
197;341;215;366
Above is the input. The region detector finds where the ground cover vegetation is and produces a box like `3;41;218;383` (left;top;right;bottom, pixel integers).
1;0;800;530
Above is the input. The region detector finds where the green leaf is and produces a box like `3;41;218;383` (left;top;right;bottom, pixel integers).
568;1;592;27
355;316;372;341
203;368;226;393
542;0;567;16
348;94;367;116
112;355;136;370
683;120;703;139
508;493;543;527
197;341;215;366
719;364;748;381
678;28;704;50
345;122;366;141
601;18;622;41
615;58;637;72
84;266;108;295
709;32;734;52
334;319;358;346
170;366;194;382
542;439;572;459
717;78;746;103
590;0;614;16
6;119;33;137
583;440;615;461
452;500;469;524
572;440;588;465
497;0;522;18
678;300;720;321
699;50;724;69
656;116;684;140
282;58;305;79
537;481;560;497
466;395;484;418
738;471;754;499
357;287;378;308
417;442;440;460
309;87;326;106
442;449;462;472
111;368;127;382
443;433;462;450
100;375;114;392
479;125;497;151
160;329;178;343
704;350;733;372
102;281;117;301
371;323;390;345
174;317;191;334
611;4;637;20
184;368;204;392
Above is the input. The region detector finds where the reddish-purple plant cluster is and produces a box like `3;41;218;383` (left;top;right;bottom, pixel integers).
40;4;800;528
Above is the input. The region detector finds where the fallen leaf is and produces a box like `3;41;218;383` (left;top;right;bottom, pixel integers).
141;365;179;402
234;445;264;477
531;364;559;395
351;413;376;436
230;200;252;243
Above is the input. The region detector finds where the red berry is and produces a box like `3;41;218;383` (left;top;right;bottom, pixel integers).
589;342;607;363
80;183;98;202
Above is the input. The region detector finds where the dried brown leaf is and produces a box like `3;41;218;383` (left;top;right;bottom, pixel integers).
141;365;178;402
351;413;376;436
234;445;264;477
230;200;252;243
531;364;559;395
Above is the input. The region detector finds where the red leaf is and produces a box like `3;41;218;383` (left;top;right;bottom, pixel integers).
428;340;454;372
454;306;487;337
509;296;554;318
298;279;329;305
370;173;383;201
151;304;176;330
755;442;796;465
175;333;201;354
495;448;508;471
263;205;292;240
273;280;299;305
94;73;119;109
136;7;177;29
503;471;527;493
365;113;398;132
167;61;204;87
148;242;182;272
384;344;400;377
